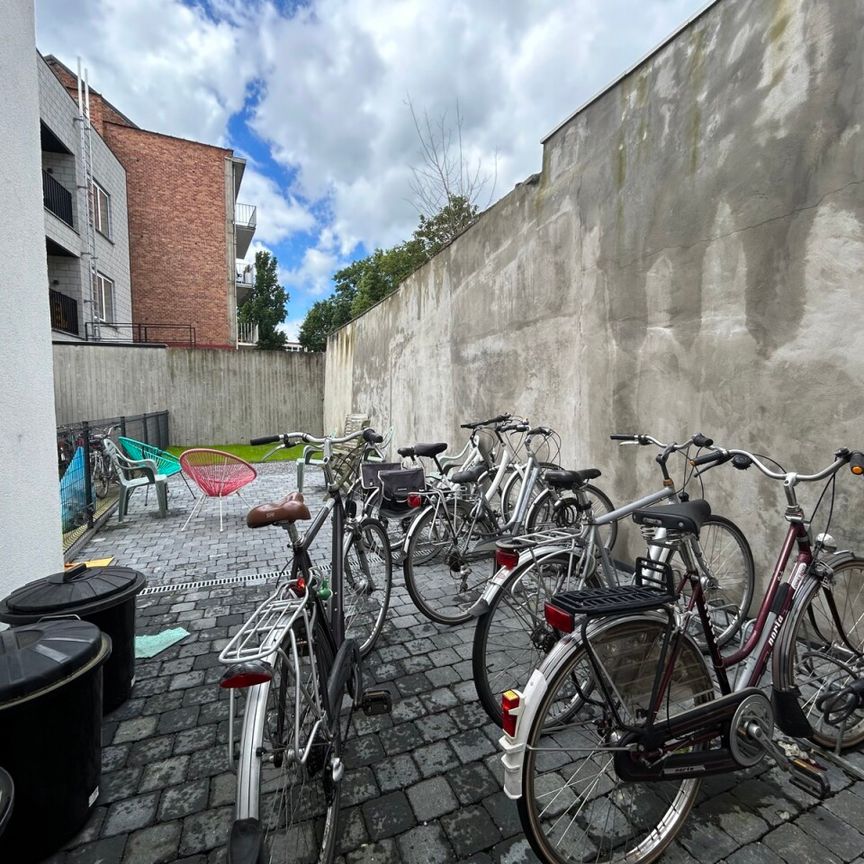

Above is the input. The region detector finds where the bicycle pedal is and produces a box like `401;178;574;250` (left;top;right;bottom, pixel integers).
361;689;393;716
789;756;830;799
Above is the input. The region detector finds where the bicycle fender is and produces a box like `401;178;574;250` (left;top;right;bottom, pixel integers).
403;503;437;551
227;818;264;864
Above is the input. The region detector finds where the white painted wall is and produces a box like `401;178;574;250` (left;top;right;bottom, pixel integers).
0;0;64;596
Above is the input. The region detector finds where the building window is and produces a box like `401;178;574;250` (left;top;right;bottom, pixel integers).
92;181;111;239
93;272;115;323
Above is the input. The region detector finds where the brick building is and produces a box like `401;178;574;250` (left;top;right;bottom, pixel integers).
44;56;256;349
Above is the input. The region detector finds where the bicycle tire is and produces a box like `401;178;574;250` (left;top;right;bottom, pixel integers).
243;615;341;864
500;462;560;523
677;515;755;649
774;555;864;749
518;617;714;864
403;503;494;625
92;454;109;499
343;518;392;656
473;548;595;725
525;483;618;550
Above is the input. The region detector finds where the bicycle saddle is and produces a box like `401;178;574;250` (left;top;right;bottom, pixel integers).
632;500;711;537
246;491;311;528
450;464;487;485
544;468;602;489
399;442;448;459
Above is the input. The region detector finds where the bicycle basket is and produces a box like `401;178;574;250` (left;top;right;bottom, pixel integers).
378;467;425;515
360;462;401;491
328;443;367;491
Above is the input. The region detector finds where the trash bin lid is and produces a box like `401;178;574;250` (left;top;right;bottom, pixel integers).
0;565;146;618
0;767;13;836
0;619;104;704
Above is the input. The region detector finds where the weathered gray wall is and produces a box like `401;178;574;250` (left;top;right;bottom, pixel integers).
54;345;324;444
325;0;864;575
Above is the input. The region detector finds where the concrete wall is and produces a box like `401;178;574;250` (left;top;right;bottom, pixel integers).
53;345;324;445
0;0;64;595
325;0;864;575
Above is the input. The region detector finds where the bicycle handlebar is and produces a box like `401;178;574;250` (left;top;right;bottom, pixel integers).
690;445;864;484
460;413;512;430
249;428;383;448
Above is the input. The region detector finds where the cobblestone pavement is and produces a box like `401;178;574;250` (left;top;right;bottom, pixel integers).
38;463;864;863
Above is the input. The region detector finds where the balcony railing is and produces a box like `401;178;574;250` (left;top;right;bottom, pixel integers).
83;322;196;348
49;289;79;335
235;203;257;229
43;170;74;227
238;321;259;345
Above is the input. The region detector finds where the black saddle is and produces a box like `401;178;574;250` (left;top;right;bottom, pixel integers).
544;468;602;489
632;500;711;537
397;442;447;459
450;464;487;486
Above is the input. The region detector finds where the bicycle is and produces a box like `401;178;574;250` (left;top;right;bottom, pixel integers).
89;426;119;498
471;432;755;726
402;421;615;625
218;427;392;864
501;444;864;864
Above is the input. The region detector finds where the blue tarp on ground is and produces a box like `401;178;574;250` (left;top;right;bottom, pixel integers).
60;446;87;531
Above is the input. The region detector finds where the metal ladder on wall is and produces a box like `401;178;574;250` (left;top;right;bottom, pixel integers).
75;60;99;342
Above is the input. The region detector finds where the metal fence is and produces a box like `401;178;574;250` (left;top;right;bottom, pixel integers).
58;410;170;551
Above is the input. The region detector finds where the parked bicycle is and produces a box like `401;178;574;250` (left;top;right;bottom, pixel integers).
218;427;392;864
501;444;864;864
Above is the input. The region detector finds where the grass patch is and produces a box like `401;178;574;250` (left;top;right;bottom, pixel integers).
167;443;305;463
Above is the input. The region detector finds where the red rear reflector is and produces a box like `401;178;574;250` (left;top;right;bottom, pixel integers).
295;577;306;594
219;663;273;689
502;689;521;737
544;602;575;633
407;493;422;508
495;548;519;570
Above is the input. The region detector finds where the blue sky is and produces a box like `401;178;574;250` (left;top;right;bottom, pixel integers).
35;0;710;339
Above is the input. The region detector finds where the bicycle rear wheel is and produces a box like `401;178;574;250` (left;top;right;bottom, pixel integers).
237;618;341;864
92;454;110;499
518;618;714;864
403;503;493;625
525;484;617;550
775;555;864;749
343;518;392;656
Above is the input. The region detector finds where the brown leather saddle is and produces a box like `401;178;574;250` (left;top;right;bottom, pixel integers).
246;491;311;528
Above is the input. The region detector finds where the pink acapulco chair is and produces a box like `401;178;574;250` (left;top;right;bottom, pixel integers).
179;449;258;532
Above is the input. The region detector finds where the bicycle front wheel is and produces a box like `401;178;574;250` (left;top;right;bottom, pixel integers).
343;518;392;656
678;515;755;649
403;503;492;625
92;455;109;499
519;618;714;864
775;555;864;749
473;549;592;725
248;623;341;864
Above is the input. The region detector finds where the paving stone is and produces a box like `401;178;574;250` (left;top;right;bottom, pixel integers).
209;773;235;808
493;835;542;864
66;835;128;864
395;672;433;697
139;755;190;793
188;745;230;780
113;716;159;744
127;735;174;766
762;822;842;864
362;790;415;840
425;665;462;687
102;744;130;772
413;740;461;778
678;817;740;864
421;687;459;713
170;671;207;690
344;733;385;767
390;695;425;723
174;724;218;755
380;722;425;755
157;705;201;734
103;792;159;837
158;780;210;821
824;788;864;834
797;807;864;861
122;821;182;864
99;767;143;805
415;711;459;743
396;823;454;864
343;767;380;806
449;761;500;805
142;691;186;714
345;838;399;863
693;793;769;846
406;775;458;822
451;727;496;763
450;701;489;730
337;806;369;856
441;804;502;858
482;790;522;838
373;753;421;793
178;806;234;856
725;844;786;864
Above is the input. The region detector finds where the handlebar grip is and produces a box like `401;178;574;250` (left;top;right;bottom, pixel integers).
851;451;864;475
528;426;551;436
363;428;384;445
487;413;511;424
250;435;282;446
609;434;635;441
691;450;724;467
460;423;474;430
692;433;714;448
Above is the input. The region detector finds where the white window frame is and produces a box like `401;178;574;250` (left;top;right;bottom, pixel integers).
93;271;115;323
92;181;112;239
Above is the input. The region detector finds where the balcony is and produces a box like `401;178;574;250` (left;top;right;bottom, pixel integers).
43;170;74;227
236;261;254;306
49;289;79;335
237;320;258;346
235;203;257;259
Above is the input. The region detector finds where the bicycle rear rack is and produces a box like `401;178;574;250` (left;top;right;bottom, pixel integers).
219;582;310;665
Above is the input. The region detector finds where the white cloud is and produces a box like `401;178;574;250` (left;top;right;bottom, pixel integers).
277;317;305;342
282;243;343;297
35;0;710;271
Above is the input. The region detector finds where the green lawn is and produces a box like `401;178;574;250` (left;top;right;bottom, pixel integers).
167;443;305;463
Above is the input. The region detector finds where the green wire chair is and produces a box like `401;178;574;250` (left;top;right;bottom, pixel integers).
119;437;196;498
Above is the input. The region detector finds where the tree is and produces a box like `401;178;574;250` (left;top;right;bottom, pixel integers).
238;250;288;350
412;194;478;258
297;299;336;353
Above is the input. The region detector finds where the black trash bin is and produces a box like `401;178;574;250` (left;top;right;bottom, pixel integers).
0;767;13;839
0;564;146;712
0;619;111;863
